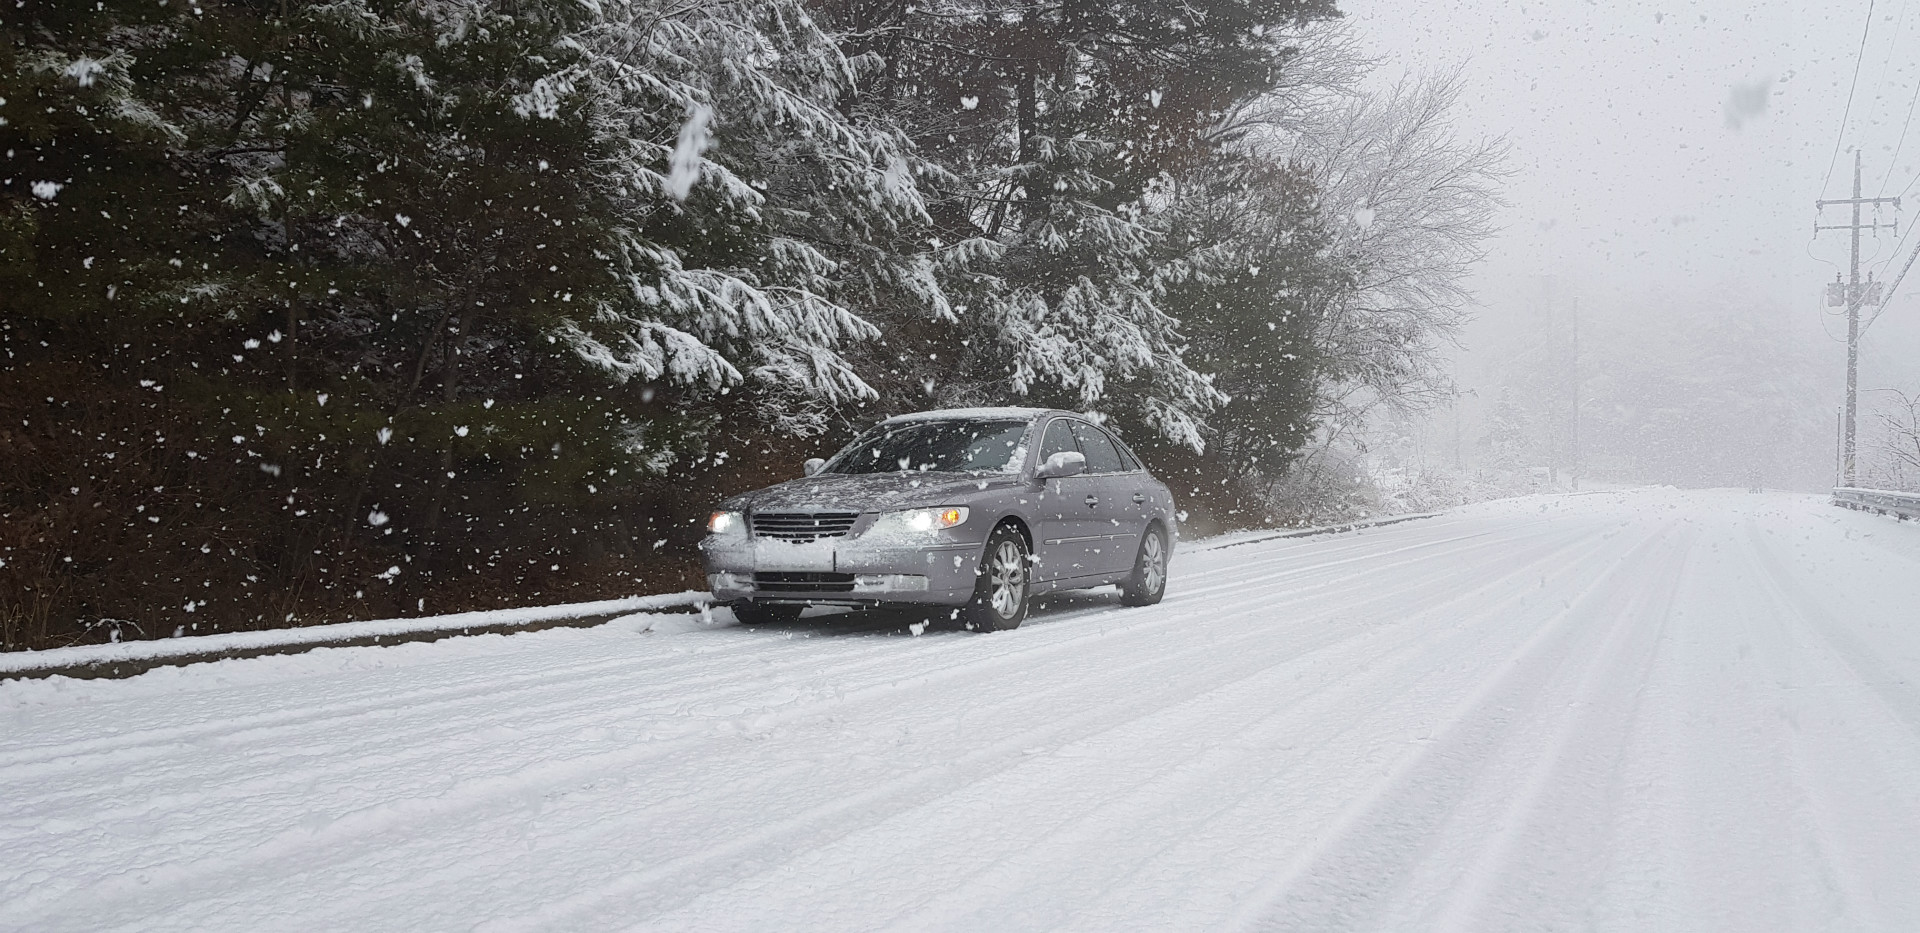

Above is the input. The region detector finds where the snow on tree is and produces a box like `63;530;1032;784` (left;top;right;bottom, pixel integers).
0;0;966;646
817;0;1341;449
1;0;1512;646
1863;391;1920;491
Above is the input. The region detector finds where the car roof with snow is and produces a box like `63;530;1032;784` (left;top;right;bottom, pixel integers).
879;407;1062;424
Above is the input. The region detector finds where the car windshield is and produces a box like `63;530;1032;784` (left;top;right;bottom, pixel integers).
825;419;1029;475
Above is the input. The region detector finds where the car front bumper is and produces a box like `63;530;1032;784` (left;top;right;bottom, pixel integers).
700;535;984;607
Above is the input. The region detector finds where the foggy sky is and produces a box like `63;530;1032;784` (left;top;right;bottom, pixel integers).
1343;0;1920;485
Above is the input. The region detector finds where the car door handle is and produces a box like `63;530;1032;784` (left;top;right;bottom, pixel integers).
1084;496;1099;506
1132;493;1146;504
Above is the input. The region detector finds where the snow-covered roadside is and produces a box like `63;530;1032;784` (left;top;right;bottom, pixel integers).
8;489;1920;932
10;509;1459;681
1186;510;1443;552
0;591;711;679
0;606;740;709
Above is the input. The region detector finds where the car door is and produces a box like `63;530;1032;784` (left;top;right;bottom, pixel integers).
1092;424;1154;560
1033;417;1101;582
1067;421;1139;575
1110;429;1155;538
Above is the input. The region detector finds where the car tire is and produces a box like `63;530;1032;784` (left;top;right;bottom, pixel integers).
732;601;803;625
964;524;1030;632
1120;526;1168;607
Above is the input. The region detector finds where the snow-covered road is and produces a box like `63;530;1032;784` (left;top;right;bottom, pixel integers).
6;489;1920;932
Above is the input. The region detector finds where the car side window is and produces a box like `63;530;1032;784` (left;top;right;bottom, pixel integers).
1109;432;1142;472
1038;419;1078;463
1069;422;1126;474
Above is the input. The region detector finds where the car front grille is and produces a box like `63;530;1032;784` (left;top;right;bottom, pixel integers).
749;511;858;543
752;572;856;594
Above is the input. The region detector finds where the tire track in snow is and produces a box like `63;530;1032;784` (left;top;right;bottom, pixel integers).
344;525;1593;928
1214;518;1696;932
16;492;1918;933
1410;528;1689;932
461;525;1617;932
828;525;1642;933
0;514;1595;931
1034;512;1670;932
2;521;1554;824
3;521;1541;847
1742;523;1920;740
1727;522;1916;931
0;526;1559;917
427;527;1611;932
0;516;1503;783
10;586;1368;932
91;521;1594;932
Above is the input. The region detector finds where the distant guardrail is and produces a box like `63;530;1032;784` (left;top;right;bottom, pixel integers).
1833;486;1920;521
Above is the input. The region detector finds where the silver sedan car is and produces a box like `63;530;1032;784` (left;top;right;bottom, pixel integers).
700;408;1177;630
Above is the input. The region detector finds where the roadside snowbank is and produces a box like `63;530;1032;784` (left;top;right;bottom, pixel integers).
0;591;710;678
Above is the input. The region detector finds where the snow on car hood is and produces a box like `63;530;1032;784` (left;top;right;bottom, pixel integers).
727;471;1021;513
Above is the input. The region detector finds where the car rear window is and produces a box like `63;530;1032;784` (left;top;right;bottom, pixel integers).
826;419;1029;475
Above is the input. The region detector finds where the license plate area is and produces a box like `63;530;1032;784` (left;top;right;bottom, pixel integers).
752;537;835;572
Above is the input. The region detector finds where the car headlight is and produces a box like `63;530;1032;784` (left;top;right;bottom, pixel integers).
707;510;744;535
872;506;969;534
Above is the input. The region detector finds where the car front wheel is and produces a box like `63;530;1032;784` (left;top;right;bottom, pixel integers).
1120;526;1167;606
964;524;1030;631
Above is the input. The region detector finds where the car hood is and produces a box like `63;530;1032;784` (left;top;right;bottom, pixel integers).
725;472;1022;514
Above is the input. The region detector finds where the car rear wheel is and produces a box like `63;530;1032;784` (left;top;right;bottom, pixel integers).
1120;526;1167;606
732;601;803;625
964;524;1030;631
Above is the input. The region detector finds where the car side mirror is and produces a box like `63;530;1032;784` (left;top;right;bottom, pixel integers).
803;457;826;477
1036;450;1086;481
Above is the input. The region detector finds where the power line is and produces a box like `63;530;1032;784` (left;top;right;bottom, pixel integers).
1862;2;1920;272
1873;177;1920;276
1869;0;1914;194
1824;0;1879;199
1880;53;1920;193
1877;140;1920;272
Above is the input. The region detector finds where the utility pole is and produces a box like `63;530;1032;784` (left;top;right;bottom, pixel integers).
1815;150;1898;486
1570;297;1580;492
1836;406;1845;488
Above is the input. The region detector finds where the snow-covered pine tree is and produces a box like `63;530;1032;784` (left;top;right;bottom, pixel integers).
817;0;1341;447
1135;155;1348;519
0;0;966;646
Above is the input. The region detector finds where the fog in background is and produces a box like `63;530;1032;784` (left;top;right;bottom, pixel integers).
1345;0;1920;490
